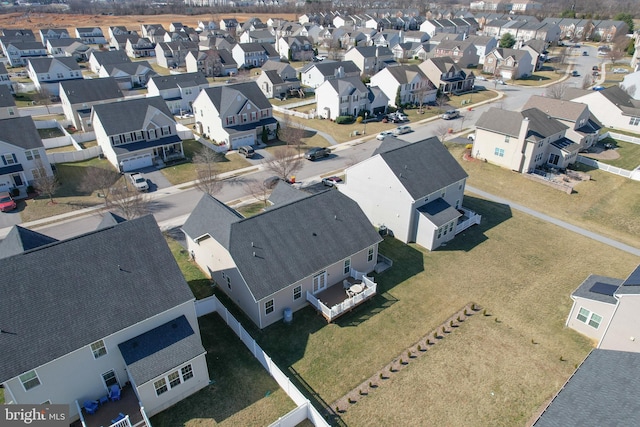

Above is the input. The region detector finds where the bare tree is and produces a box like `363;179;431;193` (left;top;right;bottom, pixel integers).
245;179;272;207
264;146;303;180
327;39;342;60
414;83;436;114
79;166;121;201
105;184;150;220
33;167;60;204
192;146;223;196
33;87;52;114
435;123;451;143
277;115;306;152
546;83;569;99
607;48;623;65
581;74;594;89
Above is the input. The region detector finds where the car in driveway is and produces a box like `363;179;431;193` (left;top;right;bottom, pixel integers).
238;145;255;158
128;172;149;191
613;68;629;74
0;191;16;212
441;110;460;120
377;130;393;140
322;176;343;187
392;125;412;135
304;147;331;160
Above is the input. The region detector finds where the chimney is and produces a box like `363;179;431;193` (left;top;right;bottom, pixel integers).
335;66;345;78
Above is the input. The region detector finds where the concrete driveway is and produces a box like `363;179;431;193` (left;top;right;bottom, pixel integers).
135;166;173;192
0;208;22;228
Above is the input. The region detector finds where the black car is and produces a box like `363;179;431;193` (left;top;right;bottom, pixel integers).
304;147;331;160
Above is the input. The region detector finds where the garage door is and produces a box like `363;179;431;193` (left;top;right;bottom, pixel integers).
120;154;153;172
231;134;255;150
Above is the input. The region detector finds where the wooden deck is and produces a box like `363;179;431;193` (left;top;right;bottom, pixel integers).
73;386;145;427
315;277;361;308
310;276;376;322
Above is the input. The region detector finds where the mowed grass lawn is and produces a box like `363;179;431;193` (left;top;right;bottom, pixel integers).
597;138;640;170
248;199;638;425
446;143;640;249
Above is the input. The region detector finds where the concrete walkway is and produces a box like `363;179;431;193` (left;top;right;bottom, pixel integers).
466;185;640;257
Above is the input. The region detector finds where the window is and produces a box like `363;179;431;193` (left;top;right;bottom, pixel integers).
20;371;41;391
589;313;602;329
154;378;168;396
25;149;41;161
102;370;118;387
504;135;510;143
181;365;194;381
8;107;14;116
293;285;301;300
265;299;274;315
242;113;248;122
91;340;107;358
548;153;560;165
344;258;351;275
226;275;231;289
168;371;181;388
31;168;46;179
494;147;505;157
2;153;16;165
629;117;640;126
368;247;374;262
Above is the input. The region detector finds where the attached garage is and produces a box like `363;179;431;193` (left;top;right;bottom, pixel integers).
120;154;153;172
230;134;255;150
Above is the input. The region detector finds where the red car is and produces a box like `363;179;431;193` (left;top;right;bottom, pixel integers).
0;191;17;212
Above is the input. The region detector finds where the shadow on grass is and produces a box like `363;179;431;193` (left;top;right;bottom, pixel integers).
437;195;512;252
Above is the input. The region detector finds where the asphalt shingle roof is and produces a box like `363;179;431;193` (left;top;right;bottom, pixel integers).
198;81;272;113
476;107;568;141
0;116;44;150
523;95;589;123
417;198;461;227
60;77;124;104
0;215;195;382
384;64;427;84
571;274;623;304
28;57;80;73
118;315;205;385
183;190;382;301
0;85;15;108
534;349;640;427
0;225;58;259
615;264;640;295
149;72;208;90
375;137;468;200
91;96;173;135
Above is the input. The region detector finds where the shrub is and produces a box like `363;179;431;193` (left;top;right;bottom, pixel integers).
465;143;473;150
10;188;19;197
26;185;35;194
335;115;354;124
356;116;363;123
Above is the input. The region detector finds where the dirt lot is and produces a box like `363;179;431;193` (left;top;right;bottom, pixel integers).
0;12;297;37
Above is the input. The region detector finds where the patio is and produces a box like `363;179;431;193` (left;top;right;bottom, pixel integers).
307;270;378;322
73;386;148;427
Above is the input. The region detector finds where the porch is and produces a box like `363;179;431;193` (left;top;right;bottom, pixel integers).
306;269;377;322
73;386;150;427
455;206;482;235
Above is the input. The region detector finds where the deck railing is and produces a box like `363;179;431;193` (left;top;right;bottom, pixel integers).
455;206;482;234
306;273;377;322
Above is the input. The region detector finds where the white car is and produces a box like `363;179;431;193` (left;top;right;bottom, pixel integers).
475;75;487;81
377;130;393;140
613;68;629;74
128;172;149;191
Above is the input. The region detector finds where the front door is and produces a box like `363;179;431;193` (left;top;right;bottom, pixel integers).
313;271;327;294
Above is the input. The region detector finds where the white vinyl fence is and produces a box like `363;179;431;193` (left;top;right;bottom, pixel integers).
577;155;639;180
602;131;640;145
195;296;330;427
272;105;315;119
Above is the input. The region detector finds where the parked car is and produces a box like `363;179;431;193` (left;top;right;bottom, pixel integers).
592;85;605;91
475;75;487;81
128;172;149;192
322;176;343;187
613;68;629;74
582;51;588;56
592;65;600;71
467;133;476;141
441;110;460;120
495;79;506;85
238;145;255;158
0;191;16;212
377;130;393;140
571;70;580;77
304;147;331;160
392;125;412;135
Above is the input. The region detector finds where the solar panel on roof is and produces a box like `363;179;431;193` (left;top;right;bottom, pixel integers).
589;282;618;296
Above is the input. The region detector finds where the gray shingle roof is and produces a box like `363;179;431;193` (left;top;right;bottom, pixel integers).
267;181;310;206
103;61;156;77
60;77;124;104
523;95;589;123
149;72;208;91
599;85;640;116
90;50;131;66
0;116;44;150
571;274;623;304
325;76;368;96
417;198;461;227
199;81;272;113
182;194;243;248
384;64;427;85
616;264;640;295
118;315;205;385
0;225;58;259
375;137;468;200
183;190;382;301
96;212;127;230
0;215;195;382
0;85;15;108
534;349;640;427
91;96;173;135
302;60;360;77
521;108;568;141
28;57;80;73
476;107;568;141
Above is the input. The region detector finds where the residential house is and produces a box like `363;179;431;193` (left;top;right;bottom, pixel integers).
2;40;47;67
0;62;13;92
433;39;480;67
470;0;512;11
277;36;314;62
483;47;533;80
141;24;167;44
197;21;218;32
186;49;237;77
520;39;546;70
0;85;17;119
339;137;479;250
74;27;107;44
91;96;184;171
98;61;158;90
46;38;84;57
108;25;135;40
239;30;276;44
466;35;498;64
512;0;542;12
191;81;277;149
38;28;70;42
333;14;354;28
219;18;239;37
473;107;578;172
391;42;425;61
0;28;35;38
372;31;402;48
370;64;437;108
420;19;460;37
630;31;640;71
568;86;640;133
147;72;209;115
155;40;199;69
26;57;83;96
109;33;133;51
593;20;629;43
0;215;210;422
239;18;266;34
182;189;383;328
256;61;301;99
0;116;54;194
300;60;361;89
419;56;475;94
231;43;279;69
338;30;368;50
523;95;601;150
125;37;156;58
60;77;124;132
482;19;510;37
88;50;131;73
621;71;640;100
343;45;395;76
316;77;388;119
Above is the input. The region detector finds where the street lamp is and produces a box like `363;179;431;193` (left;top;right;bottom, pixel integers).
364;111;368;134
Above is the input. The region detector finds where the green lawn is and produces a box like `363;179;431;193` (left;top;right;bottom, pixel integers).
38;127;65;139
165;235;214;300
269;92;315;107
597;138;640;170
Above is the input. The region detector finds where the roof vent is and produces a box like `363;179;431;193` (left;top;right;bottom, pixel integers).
251;241;255;247
253;251;256;257
312;232;317;236
334;215;337;220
